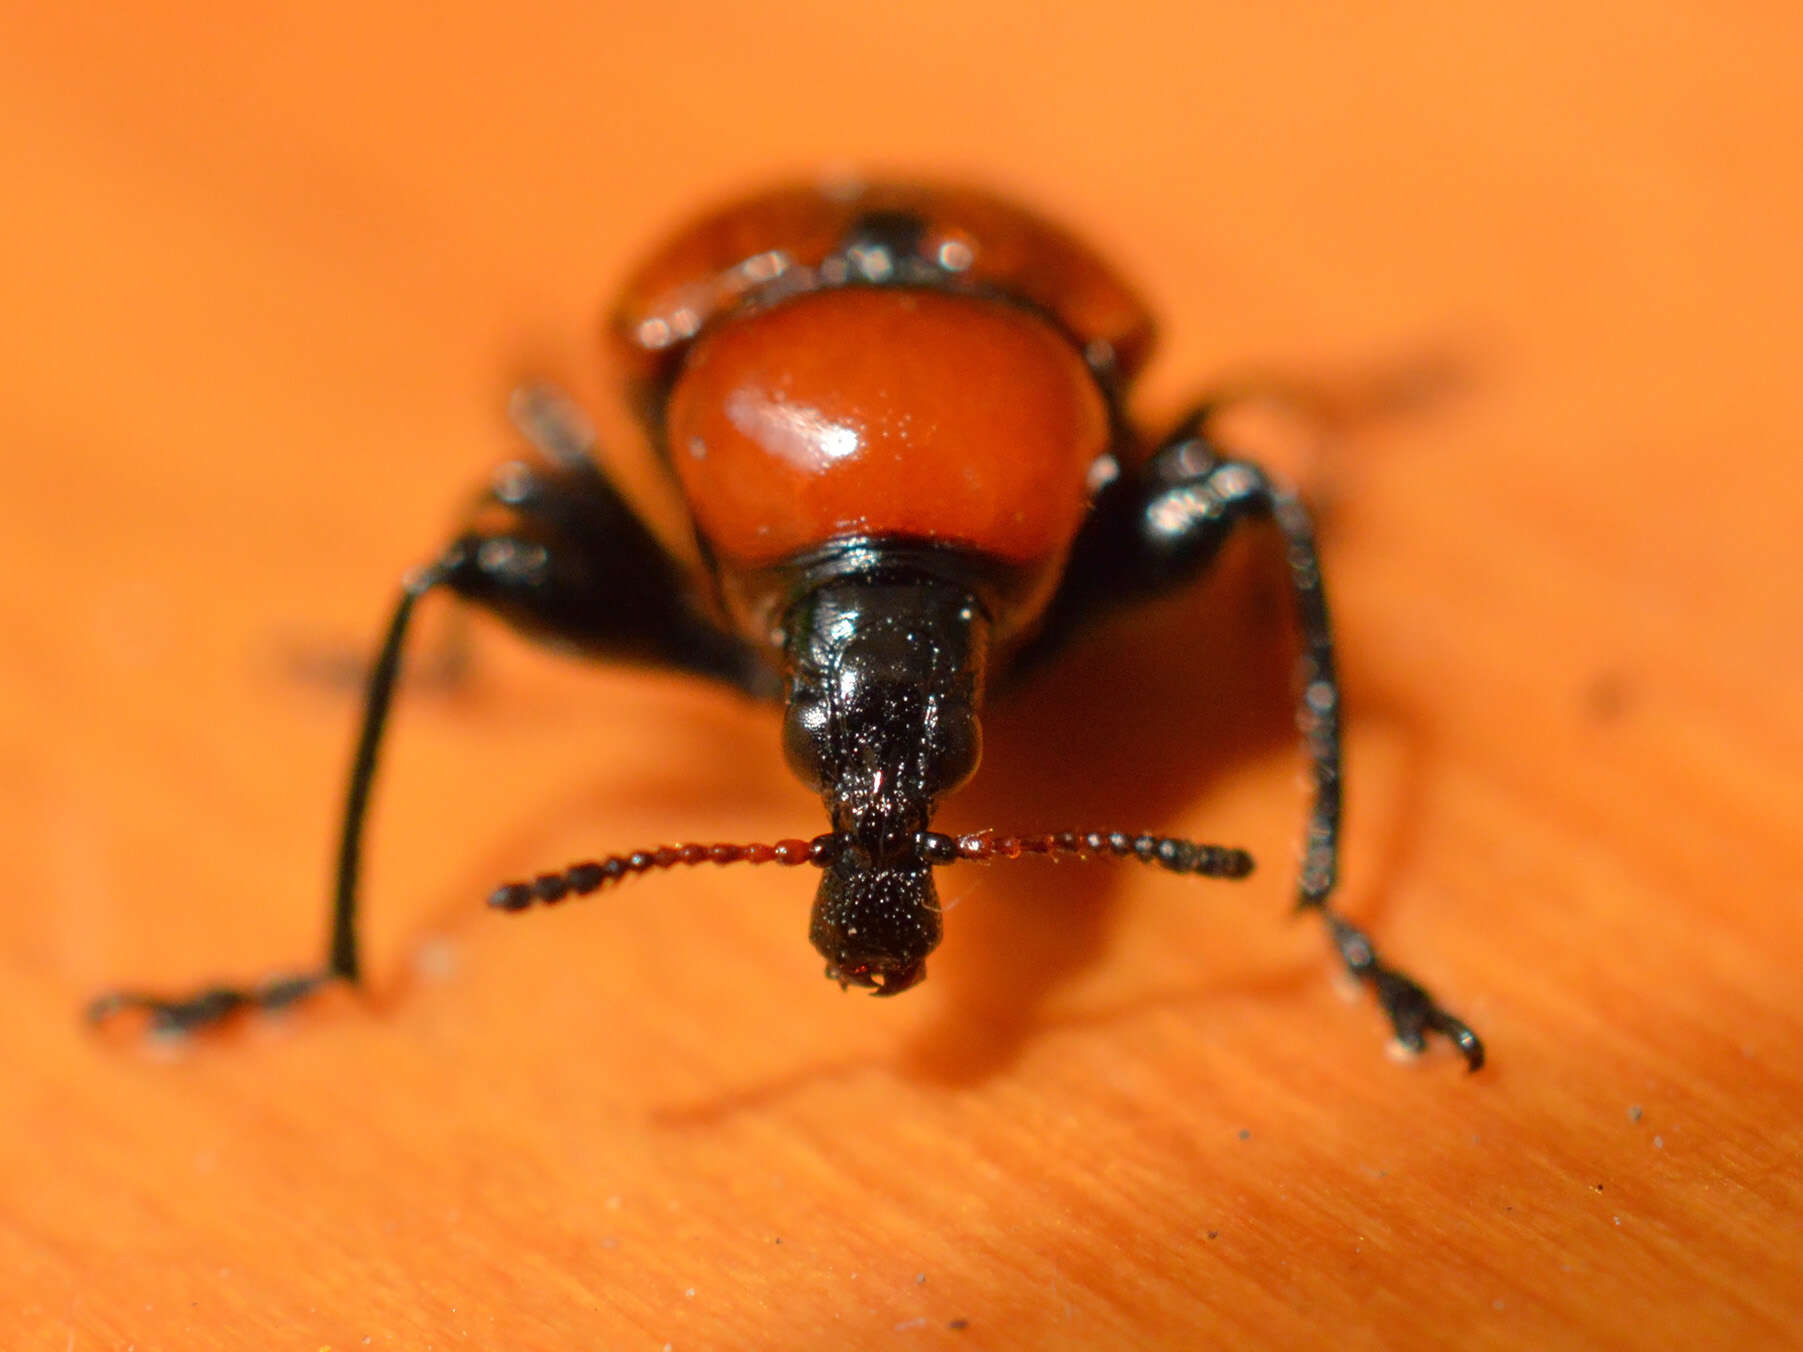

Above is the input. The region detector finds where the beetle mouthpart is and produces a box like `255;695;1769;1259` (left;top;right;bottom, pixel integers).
825;957;928;997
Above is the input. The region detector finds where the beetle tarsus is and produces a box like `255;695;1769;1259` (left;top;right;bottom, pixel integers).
1322;912;1484;1070
85;969;339;1035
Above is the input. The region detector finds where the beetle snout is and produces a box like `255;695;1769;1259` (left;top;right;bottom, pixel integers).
809;857;942;998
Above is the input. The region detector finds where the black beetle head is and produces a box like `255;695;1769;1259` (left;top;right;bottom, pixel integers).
808;854;941;996
782;575;988;995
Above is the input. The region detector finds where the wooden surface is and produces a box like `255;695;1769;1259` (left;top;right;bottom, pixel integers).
5;5;1801;1348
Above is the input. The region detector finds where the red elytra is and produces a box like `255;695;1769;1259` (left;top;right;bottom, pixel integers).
665;285;1111;570
597;179;1154;637
610;180;1155;386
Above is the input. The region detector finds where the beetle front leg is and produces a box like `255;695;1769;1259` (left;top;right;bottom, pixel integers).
86;557;451;1032
1032;406;1484;1070
89;402;769;1036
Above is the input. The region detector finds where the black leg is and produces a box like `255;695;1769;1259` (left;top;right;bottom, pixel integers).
1021;404;1483;1070
449;386;779;694
89;392;770;1034
86;561;449;1033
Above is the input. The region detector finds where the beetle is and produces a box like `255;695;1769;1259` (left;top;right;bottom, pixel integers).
89;179;1483;1069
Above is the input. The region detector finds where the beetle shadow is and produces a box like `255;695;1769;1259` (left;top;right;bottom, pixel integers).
642;535;1463;1127
645;968;1331;1130
349;675;794;1013
894;537;1306;1085
885;352;1485;1088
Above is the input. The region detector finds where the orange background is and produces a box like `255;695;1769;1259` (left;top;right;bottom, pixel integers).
4;4;1801;1348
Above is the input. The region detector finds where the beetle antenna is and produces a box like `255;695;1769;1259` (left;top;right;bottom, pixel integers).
488;835;843;910
920;830;1253;878
489;828;1251;911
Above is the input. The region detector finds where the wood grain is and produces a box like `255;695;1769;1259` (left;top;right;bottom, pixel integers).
3;4;1799;1348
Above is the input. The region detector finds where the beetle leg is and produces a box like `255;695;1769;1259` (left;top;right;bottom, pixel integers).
1022;407;1483;1070
272;384;632;699
87;559;449;1033
89;408;771;1036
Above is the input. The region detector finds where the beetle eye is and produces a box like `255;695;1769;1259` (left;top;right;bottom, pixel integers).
781;695;832;791
923;702;981;796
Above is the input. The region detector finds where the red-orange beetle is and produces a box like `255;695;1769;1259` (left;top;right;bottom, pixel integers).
91;179;1482;1070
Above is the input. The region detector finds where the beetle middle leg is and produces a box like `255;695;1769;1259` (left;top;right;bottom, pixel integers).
1025;402;1483;1070
88;393;771;1035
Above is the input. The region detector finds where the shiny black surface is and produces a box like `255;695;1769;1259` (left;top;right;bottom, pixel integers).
782;575;988;994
